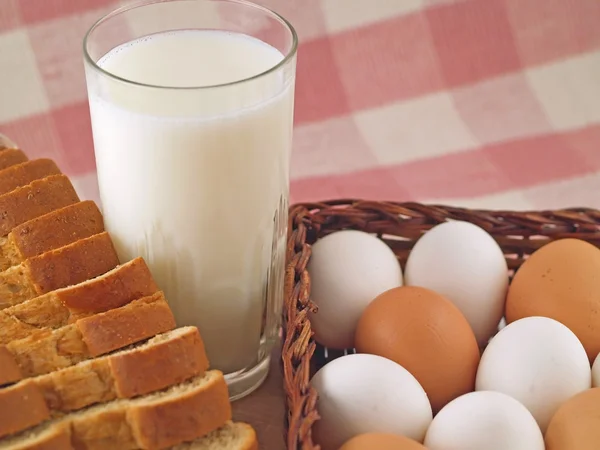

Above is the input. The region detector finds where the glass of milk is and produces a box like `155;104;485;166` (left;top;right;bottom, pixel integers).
83;0;297;401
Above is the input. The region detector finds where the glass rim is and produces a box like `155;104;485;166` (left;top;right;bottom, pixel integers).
82;0;298;91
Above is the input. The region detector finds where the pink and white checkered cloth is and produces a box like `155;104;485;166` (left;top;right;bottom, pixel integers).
1;0;599;211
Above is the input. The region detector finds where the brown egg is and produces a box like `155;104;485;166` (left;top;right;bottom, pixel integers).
506;238;600;362
355;286;480;413
545;387;600;450
339;433;427;450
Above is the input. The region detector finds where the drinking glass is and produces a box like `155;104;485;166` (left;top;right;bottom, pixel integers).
84;0;297;400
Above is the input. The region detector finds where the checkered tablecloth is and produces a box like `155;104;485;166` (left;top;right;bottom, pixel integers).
1;0;599;211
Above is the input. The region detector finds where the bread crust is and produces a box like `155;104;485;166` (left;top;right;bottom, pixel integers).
0;372;232;450
0;381;49;438
2;200;104;269
26;231;119;295
0;149;28;171
0;159;61;197
0;345;22;385
63;257;157;316
0;422;258;450
78;292;176;357
0;292;176;384
130;372;231;450
0;327;209;438
111;327;208;398
3;422;74;450
0;232;120;310
0;175;80;237
0;372;230;450
0;257;159;345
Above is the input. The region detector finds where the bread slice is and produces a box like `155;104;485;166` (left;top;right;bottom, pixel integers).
0;257;158;345
0;200;104;271
0;371;232;450
173;422;258;450
0;174;79;237
0;159;61;197
0;231;120;310
0;326;209;438
0;291;176;385
0;148;28;170
0;422;257;450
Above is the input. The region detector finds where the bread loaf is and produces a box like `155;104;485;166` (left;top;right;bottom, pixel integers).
0;327;209;438
0;291;176;385
0;257;158;344
0;159;61;197
0;371;232;450
0;138;258;448
0;232;120;310
0;174;79;237
0;148;28;170
0;200;104;271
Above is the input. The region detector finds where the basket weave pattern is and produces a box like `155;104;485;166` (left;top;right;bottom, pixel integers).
282;199;600;450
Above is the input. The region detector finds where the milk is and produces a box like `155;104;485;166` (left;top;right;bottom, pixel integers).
87;30;294;374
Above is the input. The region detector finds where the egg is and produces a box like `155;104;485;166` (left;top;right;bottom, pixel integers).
339;433;427;450
307;230;403;349
593;353;600;387
506;238;600;361
424;391;544;450
545;388;600;450
476;316;591;432
355;286;480;413
404;221;508;346
311;353;432;450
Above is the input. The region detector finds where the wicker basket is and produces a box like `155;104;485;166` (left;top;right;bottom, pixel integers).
282;199;600;450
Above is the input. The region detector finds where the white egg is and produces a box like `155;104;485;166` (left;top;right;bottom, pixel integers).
476;316;591;432
405;221;508;346
307;230;402;349
424;391;544;450
311;353;432;450
593;352;600;387
497;317;507;332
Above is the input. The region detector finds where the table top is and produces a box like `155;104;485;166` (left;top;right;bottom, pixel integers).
232;348;286;450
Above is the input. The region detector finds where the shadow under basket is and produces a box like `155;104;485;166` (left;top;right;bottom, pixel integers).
281;199;600;450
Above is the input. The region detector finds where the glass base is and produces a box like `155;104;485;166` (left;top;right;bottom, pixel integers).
225;353;271;401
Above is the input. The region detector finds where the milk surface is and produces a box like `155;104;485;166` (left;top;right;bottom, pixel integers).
88;30;293;373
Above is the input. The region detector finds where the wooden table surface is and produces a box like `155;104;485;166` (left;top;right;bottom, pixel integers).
232;348;286;450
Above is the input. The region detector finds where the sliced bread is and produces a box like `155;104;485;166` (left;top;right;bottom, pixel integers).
0;291;176;385
0;326;209;438
0;371;232;450
0;159;61;197
173;422;258;450
0;231;120;310
0;200;104;271
0;174;79;237
0;257;158;345
0;148;28;170
0;422;257;450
